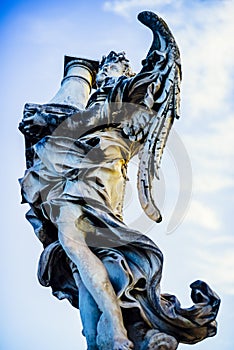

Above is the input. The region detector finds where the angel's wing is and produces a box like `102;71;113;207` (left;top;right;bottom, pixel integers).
135;11;182;222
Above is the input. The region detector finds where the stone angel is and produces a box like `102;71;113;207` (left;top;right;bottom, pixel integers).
19;11;220;350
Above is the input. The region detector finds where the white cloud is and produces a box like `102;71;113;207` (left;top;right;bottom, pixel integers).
176;2;234;123
183;115;234;195
193;174;234;193
196;245;234;295
103;0;180;17
185;199;221;230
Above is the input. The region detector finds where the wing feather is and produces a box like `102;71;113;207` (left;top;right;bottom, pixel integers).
136;12;182;222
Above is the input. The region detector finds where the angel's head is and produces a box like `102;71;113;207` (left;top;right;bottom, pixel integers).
96;51;135;87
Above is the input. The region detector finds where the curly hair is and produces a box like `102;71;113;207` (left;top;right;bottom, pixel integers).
99;51;135;77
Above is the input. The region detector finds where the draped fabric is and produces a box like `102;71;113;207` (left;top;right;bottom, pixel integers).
19;12;219;345
20;105;220;345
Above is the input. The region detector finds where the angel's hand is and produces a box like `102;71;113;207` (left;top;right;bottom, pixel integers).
18;112;47;137
122;109;151;142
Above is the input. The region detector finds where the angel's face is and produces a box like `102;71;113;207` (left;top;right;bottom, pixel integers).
96;61;125;87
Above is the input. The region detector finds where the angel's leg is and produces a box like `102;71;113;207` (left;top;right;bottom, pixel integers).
57;205;133;350
72;269;100;350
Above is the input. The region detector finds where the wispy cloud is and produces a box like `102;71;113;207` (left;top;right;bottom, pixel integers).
180;3;234;125
185;199;221;230
103;0;183;17
183;116;234;194
196;241;234;295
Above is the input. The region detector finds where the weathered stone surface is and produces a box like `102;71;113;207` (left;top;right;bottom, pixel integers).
19;10;220;350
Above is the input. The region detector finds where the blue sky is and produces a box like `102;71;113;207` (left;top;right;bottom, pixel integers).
1;0;234;349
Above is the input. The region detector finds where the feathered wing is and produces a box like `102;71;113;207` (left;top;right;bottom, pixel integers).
132;11;182;222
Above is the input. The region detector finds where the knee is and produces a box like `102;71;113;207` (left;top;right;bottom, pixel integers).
58;228;85;257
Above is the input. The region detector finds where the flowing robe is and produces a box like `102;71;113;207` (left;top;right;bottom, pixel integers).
19;74;220;345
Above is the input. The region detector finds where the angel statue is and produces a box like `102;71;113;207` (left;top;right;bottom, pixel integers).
19;11;220;350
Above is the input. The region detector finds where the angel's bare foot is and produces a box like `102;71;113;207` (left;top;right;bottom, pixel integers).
96;314;133;350
113;336;134;350
142;329;178;350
